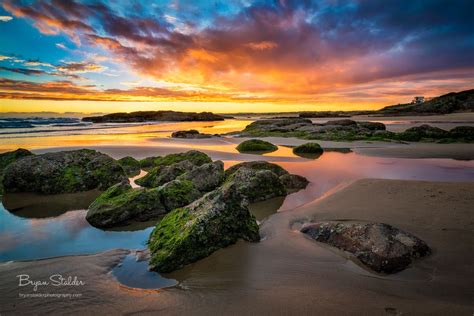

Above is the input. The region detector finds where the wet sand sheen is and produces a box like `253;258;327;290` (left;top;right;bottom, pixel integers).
1;179;472;315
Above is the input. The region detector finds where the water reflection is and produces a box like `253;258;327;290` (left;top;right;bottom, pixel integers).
2;190;101;218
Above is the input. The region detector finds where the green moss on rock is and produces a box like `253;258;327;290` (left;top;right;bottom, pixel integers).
158;179;201;211
2;149;127;194
0;148;33;195
153;150;212;168
118;156;141;176
148;182;260;273
135;160;195;188
236;139;278;153
224;161;288;179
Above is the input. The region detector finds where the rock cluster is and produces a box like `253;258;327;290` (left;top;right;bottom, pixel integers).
301;221;431;274
82;110;225;123
171;130;215;139
2;149;127;194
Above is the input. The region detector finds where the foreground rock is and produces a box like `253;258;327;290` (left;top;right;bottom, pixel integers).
225;161;288;178
236;139;278;153
83;110;225;123
148;181;260;273
117;156;141;176
301;221;431;274
86;181;165;227
0;148;33;194
135;151;214;188
171;130;215;139
138;150;212;173
87;160;225;227
2;149;127;194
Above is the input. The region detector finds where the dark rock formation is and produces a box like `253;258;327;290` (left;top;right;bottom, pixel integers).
135;160;196;188
177;161;224;192
82;111;225;123
229;167;286;203
293;142;324;158
225;161;289;178
171;130;214;139
117;156;141;176
397;124;450;141
0;148;33;194
2;149;127;194
236;139;278;153
279;174;309;193
301;221;431;274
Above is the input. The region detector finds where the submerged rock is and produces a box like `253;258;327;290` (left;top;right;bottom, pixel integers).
148;181;260;273
2;149;127;194
86;181;166;228
293;142;323;158
171;130;214;139
117;156;141;176
301;221;431;274
225;161;288;178
236;139;278;153
0;148;34;194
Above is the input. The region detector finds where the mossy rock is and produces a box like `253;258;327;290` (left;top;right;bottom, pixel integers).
2;149;127;194
86;181;166;228
236;139;278;153
153;150;212;168
292;142;323;159
450;126;474;140
148;181;260;273
118;156;141;176
139;156;161;171
279;174;309;193
177;161;224;192
0;148;33;195
224;161;288;179
135;160;196;188
397;125;450;141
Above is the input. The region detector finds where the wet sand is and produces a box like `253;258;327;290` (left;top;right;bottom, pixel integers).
1;179;473;315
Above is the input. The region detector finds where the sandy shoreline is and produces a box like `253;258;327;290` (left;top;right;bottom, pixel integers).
1;179;473;315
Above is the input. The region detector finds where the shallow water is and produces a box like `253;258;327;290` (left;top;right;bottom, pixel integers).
1;151;472;264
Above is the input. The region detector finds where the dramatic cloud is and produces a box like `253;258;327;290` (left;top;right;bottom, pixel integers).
1;0;473;107
0;15;13;22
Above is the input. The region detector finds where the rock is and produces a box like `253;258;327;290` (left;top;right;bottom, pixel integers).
158;179;202;211
135;160;196;188
86;181;166;228
2;149;127;194
449;126;474;140
301;221;431;274
357;121;386;131
225;161;289;179
148;181;260;273
398;124;450;141
324;119;357;126
292;142;324;158
279;174;309;193
171;130;214;139
229;167;286;203
150;150;212;169
117;156;141;176
177;161;224;192
82;111;225;123
0;148;34;194
236;139;278;153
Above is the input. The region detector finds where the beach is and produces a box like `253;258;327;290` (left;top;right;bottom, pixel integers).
0;116;473;315
1;179;472;315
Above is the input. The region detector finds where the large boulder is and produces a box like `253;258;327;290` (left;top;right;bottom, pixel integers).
301;221;431;274
0;148;33;194
225;161;288;178
292;142;323;159
2;149;127;194
236;139;278;153
86;181;166;228
135;160;196;188
177;161;224;192
117;156;141;176
138;150;212;172
148;181;260;273
229;167;286;203
158;179;202;211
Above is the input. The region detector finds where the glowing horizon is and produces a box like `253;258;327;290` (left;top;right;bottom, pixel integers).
0;0;473;113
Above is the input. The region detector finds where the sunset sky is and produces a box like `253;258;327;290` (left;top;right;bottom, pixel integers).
0;0;473;113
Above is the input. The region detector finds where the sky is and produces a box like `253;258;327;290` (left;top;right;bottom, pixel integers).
0;0;473;113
